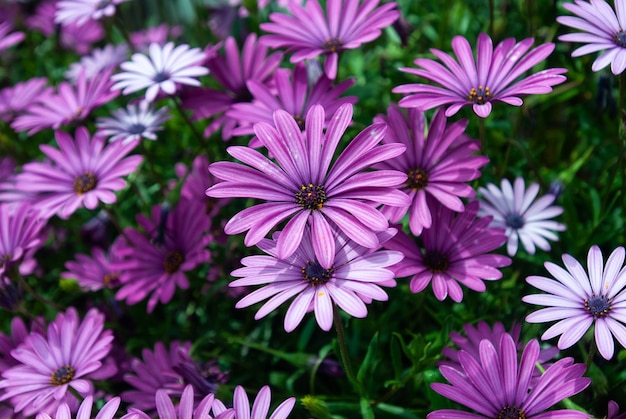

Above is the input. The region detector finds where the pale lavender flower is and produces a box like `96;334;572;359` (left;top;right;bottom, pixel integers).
112;42;209;102
394;33;567;118
96;101;170;144
428;333;590;419
0;78;53;122
212;385;295;419
65;44;129;82
0;21;24;51
524;245;626;360
231;225;402;332
206;104;410;266
478;177;565;257
557;0;626;75
35;396;121;419
55;0;130;26
260;0;399;79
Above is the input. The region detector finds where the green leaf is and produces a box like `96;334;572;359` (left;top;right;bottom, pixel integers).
359;398;375;419
356;333;380;391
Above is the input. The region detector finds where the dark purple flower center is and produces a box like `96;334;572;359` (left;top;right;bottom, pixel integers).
323;37;344;53
234;88;253;103
296;183;327;210
293;114;305;131
424;251;449;273
164;250;185;273
505;213;525;229
614;30;626;47
497;406;526;419
468;85;491;104
302;260;333;286
73;172;98;195
103;272;120;287
0;253;12;263
51;364;75;385
584;294;612;319
406;168;429;190
153;71;170;83
128;123;147;135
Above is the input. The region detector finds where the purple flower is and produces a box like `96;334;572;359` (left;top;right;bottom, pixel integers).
212;385;295;419
0;21;24;51
524;245;626;360
207;104;409;266
394;33;567;118
130;24;183;52
112;42;209;102
227;62;357;140
0;203;45;275
14;127;142;220
478;177;566;257
0;78;53;123
384;200;511;302
62;239;125;291
96;101;170;144
35;396;121;419
65;44;129;82
231;225;402;332
608;401;626;419
260;0;399;79
428;333;590;419
0;308;116;416
174;155;227;218
113;200;212;312
374;106;488;236
557;0;626;74
55;0;129;26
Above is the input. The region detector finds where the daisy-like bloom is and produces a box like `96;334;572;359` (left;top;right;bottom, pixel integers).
227;62;357;139
181;34;282;140
112;42;209;102
557;0;626;75
0;78;53;123
374;106;488;236
0;308;116;416
260;0;399;79
207;104;410;266
385;200;511;302
12;69;118;135
428;333;591;419
55;0;130;26
212;385;295;419
65;44;129;82
62;239;125;291
36;396;121;419
393;33;567;118
14;127;142;220
231;225;403;332
96;101;170;144
174;155;226;218
524;245;626;360
478;177;566;257
0;203;45;275
0;21;24;51
113;199;212;312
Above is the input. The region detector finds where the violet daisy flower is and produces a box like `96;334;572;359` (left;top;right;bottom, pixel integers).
0;203;45;275
524;245;626;360
113;199;212;312
112;42;209;102
65;44;129;82
96;101;170;144
55;0;130;26
227;62;357;139
557;0;626;75
428;333;590;419
0;308;116;416
260;0;399;79
231;225;403;332
62;239;125;291
393;33;567;118
207;104;410;266
36;396;121;419
0;21;24;51
212;385;295;419
385;200;511;302
374;106;488;236
0;78;53;123
14;127;142;220
478;177;566;257
174;155;227;218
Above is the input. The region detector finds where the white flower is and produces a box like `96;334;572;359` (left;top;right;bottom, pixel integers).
55;0;130;26
97;101;170;144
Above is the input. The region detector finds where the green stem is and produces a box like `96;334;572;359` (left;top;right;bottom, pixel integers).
333;306;359;390
585;339;597;372
140;141;166;191
488;0;495;37
171;96;207;152
18;275;63;311
618;73;626;218
478;117;487;156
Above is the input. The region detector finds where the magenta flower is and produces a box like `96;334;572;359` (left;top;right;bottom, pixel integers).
130;24;183;52
261;0;399;79
36;396;121;419
0;308;116;416
0;78;53;123
385;200;511;302
609;401;626;419
557;0;626;74
207;104;409;267
374;106;488;236
524;245;626;360
0;203;45;275
14;127;142;220
174;155;227;218
62;239;125;291
113;199;212;312
428;333;590;419
394;33;567;118
212;385;295;419
55;0;130;26
0;21;24;51
96;101;170;144
227;62;357;139
478;177;565;256
231;225;402;332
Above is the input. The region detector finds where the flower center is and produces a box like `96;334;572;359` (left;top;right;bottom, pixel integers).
103;272;120;287
163;250;185;273
497;406;526;419
406;168;429;190
584;294;612;319
296;183;327;210
505;213;525;229
614;29;626;47
424;251;449;273
302;260;333;286
51;364;75;386
128;123;146;135
234;88;253;103
468;85;491;104
293;115;305;131
153;72;170;83
73;172;98;195
323;37;344;53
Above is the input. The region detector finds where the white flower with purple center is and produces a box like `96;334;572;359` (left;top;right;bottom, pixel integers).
97;101;170;144
55;0;130;26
